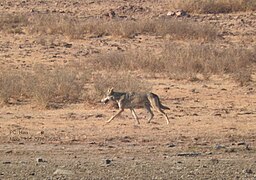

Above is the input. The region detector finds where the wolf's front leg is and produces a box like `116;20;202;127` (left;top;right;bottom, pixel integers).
106;108;124;124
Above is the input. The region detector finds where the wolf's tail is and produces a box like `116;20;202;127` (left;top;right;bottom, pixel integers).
148;93;170;110
160;103;170;110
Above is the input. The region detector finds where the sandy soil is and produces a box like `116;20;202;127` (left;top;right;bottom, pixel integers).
0;0;256;179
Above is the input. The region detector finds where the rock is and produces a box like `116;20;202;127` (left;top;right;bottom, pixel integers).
5;150;13;154
29;172;35;176
176;9;188;17
177;152;201;157
213;113;222;116
167;143;176;148
211;158;219;164
243;169;253;174
245;144;251;150
237;142;246;146
108;9;116;18
215;144;226;149
102;9;116;19
36;131;44;135
36;157;46;163
191;89;199;93
167;9;190;18
2;161;11;164
95;114;103;118
225;148;236;153
167;11;176;16
103;159;112;165
53;169;74;175
63;43;72;48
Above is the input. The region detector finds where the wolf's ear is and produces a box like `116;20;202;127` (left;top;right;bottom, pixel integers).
108;87;114;93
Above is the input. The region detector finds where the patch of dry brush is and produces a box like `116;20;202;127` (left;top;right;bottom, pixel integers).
170;0;256;14
0;13;218;41
32;16;218;41
0;65;88;108
92;43;255;82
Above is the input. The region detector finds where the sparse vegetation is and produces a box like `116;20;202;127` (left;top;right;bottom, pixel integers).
0;70;25;105
170;0;256;13
0;65;89;108
0;13;28;33
30;66;86;108
0;12;218;41
92;43;255;82
27;14;218;40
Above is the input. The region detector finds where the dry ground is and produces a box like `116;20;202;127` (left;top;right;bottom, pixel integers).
0;0;256;179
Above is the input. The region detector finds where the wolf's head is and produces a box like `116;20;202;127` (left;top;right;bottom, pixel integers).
101;87;114;104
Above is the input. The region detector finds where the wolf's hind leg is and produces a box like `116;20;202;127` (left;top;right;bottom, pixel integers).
158;108;170;124
145;104;154;123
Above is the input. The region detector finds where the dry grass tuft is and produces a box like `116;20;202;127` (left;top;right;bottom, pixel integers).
0;12;218;41
0;13;28;33
30;65;88;108
162;43;254;78
28;14;218;41
0;70;26;105
28;14;84;39
0;65;89;108
142;19;218;41
92;43;255;83
170;0;256;14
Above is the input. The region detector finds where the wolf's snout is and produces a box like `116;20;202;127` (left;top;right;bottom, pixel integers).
101;98;109;104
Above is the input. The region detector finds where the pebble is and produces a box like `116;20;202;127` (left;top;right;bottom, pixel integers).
243;169;253;174
2;161;11;164
167;143;176;148
177;152;201;157
36;157;46;163
215;144;226;149
103;159;112;166
5;150;13;154
95;114;103;118
191;89;199;93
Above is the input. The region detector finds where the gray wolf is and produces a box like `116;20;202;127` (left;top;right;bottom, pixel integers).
101;88;170;124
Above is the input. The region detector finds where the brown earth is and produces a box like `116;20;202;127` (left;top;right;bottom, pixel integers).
0;0;256;179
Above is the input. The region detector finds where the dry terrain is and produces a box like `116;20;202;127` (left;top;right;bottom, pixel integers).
0;0;256;179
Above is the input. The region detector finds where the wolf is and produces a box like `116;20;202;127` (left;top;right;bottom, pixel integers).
101;88;170;124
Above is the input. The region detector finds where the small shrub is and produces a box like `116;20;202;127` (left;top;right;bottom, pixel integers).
232;68;252;86
29;65;88;108
0;13;28;33
92;43;255;83
28;14;218;41
169;0;256;14
147;19;218;41
0;63;90;108
162;43;254;79
0;70;25;104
